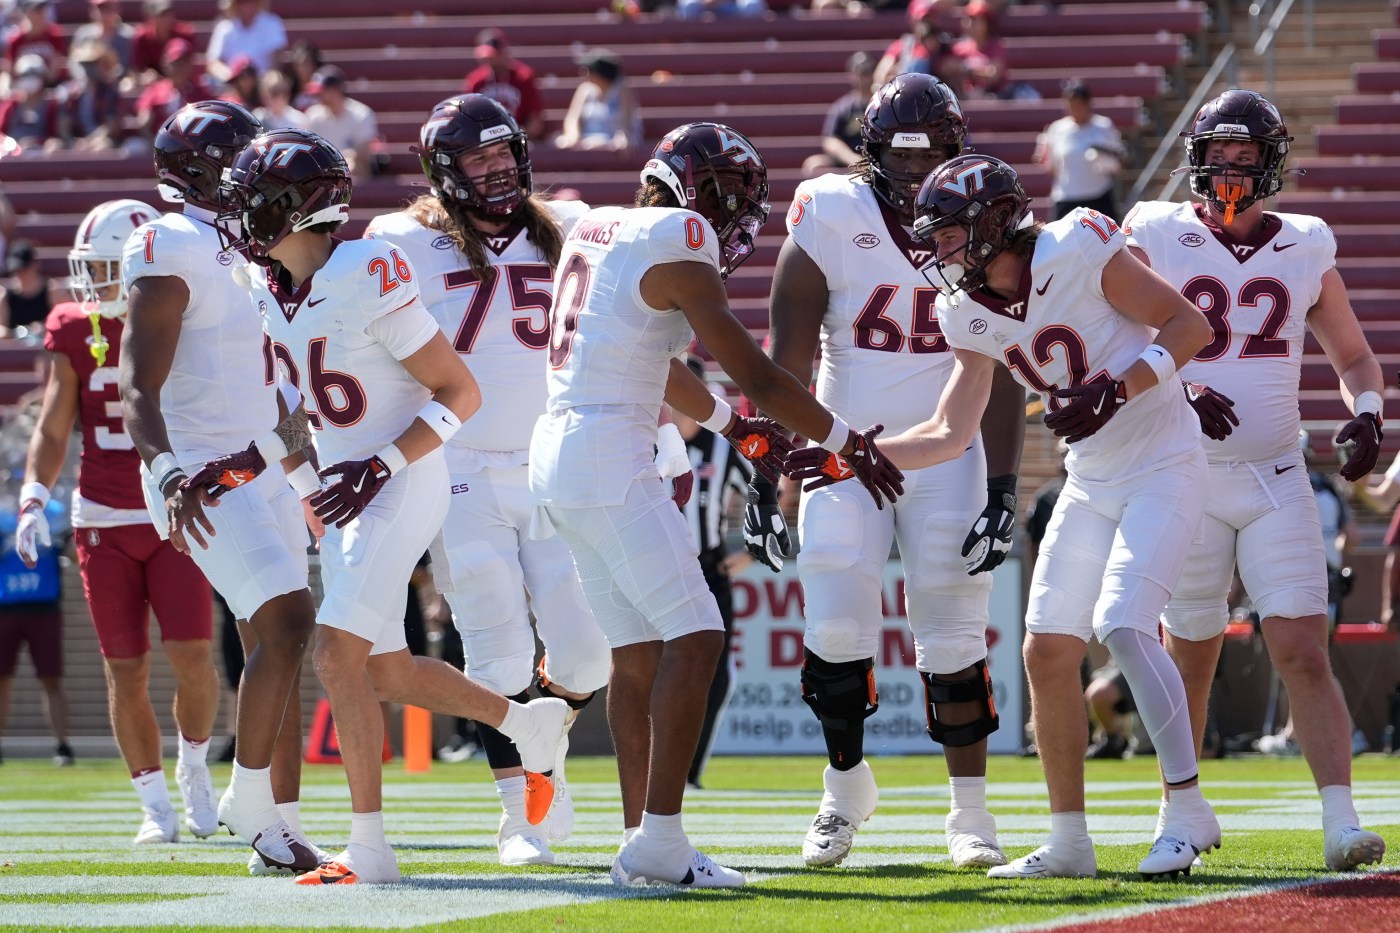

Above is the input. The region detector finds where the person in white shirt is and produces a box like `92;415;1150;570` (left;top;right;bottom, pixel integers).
1035;80;1126;221
205;0;285;83
303;66;378;180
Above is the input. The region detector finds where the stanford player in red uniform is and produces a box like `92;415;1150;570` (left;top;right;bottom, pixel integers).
15;200;221;845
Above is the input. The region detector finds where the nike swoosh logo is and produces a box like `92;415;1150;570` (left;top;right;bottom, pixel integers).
1272;243;1295;252
307;297;326;307
442;415;453;425
1147;347;1165;358
1275;464;1296;474
1035;275;1053;296
352;474;367;493
1092;395;1106;415
680;868;695;884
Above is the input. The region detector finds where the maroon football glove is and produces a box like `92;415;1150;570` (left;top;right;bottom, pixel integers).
1183;381;1240;441
1045;379;1126;444
1335;411;1383;482
671;470;694;508
310;456;393;528
786;424;904;510
723;416;794;485
183;442;267;499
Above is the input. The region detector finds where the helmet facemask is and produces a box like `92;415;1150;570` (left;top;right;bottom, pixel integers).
1184;131;1287;224
417;131;531;219
867;137;962;216
67;257;126;318
914;195;1027;295
217;173;350;266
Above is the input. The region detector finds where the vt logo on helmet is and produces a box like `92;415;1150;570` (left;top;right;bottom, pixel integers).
413;94;532;218
912;154;1030;294
1176;89;1294;224
215;129;352;265
860;73;967;216
154;100;263;209
640;121;770;280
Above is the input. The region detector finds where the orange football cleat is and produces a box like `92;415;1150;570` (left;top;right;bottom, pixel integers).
524;771;556;825
294;860;359;885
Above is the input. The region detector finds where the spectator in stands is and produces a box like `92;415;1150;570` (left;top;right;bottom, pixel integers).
802;50;875;177
132;38;212;142
0;240;52;336
254;68;304;130
220;54;260;110
66;38;126;151
1035;79;1126;221
68;0;132;73
951;0;1008;100
873;4;963;93
130;0;193;84
0;55;65;152
303;65;379;180
205;0;286;84
462;29;544;138
676;0;769;18
0;187;14;263
282;38;322;110
6;0;65;81
555;49;639;152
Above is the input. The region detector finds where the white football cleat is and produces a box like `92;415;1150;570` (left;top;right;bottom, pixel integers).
508;698;569;826
498;811;556;866
1139;798;1220;880
945;807;1007;868
543;727;574;843
987;842;1096;879
802;761;879;868
294;843;401;886
134;805;180;845
613;837;745;889
1324;825;1386;872
248;840;334;876
175;763;218;839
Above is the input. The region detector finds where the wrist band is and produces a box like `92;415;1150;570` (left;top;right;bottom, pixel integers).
287;461;321;499
819;414;852;454
19;481;49;509
150;451;184;492
1138;343;1177;387
1353;390;1383;419
699;395;733;433
374;443;409;477
417;399;464;444
254;428;289;463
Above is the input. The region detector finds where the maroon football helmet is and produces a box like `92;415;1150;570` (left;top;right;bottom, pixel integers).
861;73;968;215
153;100;263;210
215;129;351;265
640;121;770;280
1180;88;1293;221
413;94;532;217
912;154;1030;294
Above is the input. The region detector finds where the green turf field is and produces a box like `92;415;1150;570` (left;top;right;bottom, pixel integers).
0;754;1395;931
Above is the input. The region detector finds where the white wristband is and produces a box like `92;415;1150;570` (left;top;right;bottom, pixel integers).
150;451;185;492
286;461;321;499
19;481;50;509
417;399;463;444
820;414;852;454
698;395;733;433
1353;390;1383;419
254;428;289;463
374;443;409;476
1138;344;1177;387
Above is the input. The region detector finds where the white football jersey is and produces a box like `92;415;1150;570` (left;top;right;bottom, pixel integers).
532;205;720;507
787;173;954;434
120;205;277;465
1125;200;1334;463
939;207;1199;483
364;199;589;458
249;239;441;467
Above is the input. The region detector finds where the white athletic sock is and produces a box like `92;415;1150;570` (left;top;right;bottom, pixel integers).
229;763;277;816
132;769;171;810
349;811;385;849
1166;784;1205;809
639;810;685;845
1320;785;1360;828
1048;811;1091;847
177;734;210;770
496;775;527;825
1102;626;1197;784
621;826;639;846
496;701;529;744
276;801;302;834
949;776;987;812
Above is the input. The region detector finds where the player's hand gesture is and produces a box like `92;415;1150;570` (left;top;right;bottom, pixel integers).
184;442;267;499
15;500;51;568
723;416;793;484
743;477;790;572
962;475;1017;575
311;456;394;528
1183;382;1239;441
1335;411;1383;482
165;480;218;553
786;424;904;510
1045;379;1126;444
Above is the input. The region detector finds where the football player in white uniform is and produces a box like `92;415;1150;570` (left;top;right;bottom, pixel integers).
530;122;903;888
762;73;1025;871
1124;89;1387;872
791;155;1220;881
196;129;569;886
364;96;610;867
118;101;328;875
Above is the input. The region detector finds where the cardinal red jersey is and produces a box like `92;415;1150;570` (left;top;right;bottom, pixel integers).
42;302;148;524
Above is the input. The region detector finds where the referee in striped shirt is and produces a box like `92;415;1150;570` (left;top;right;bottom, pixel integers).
675;357;755;788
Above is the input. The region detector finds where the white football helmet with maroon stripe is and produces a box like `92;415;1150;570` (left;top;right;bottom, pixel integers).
68;199;162;317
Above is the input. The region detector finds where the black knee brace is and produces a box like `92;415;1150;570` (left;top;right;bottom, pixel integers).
921;658;999;748
800;650;879;733
476;690;533;770
536;678;595;712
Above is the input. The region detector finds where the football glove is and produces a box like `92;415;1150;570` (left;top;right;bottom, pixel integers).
742;476;790;572
1183;381;1239;441
671;470;694;508
1045;379;1126;444
1335;411;1383;482
310;456;394;528
183;442;267;499
15;500;51;568
786;424;905;510
962;474;1016;575
723;416;794;485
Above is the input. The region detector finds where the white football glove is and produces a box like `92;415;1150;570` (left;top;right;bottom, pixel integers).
654;423;691;480
16;502;52;568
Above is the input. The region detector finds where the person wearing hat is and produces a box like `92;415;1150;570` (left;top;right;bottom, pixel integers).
67;38;127;150
462;29;544;138
205;0;286;84
133;37;213;139
873;4;964;91
0;240;52;336
69;0;134;74
303;65;379;180
220;54;260;110
6;0;67;82
556;49;638;152
0;55;66;152
1034;79;1127;221
131;0;195;84
951;0;1008;99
